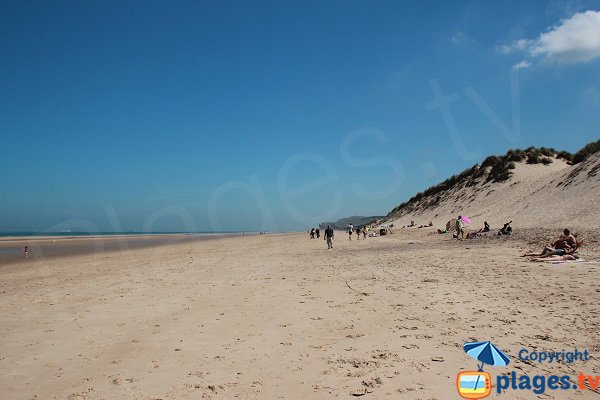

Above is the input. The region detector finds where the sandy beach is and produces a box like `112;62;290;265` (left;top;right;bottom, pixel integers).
1;230;598;399
3;2;600;399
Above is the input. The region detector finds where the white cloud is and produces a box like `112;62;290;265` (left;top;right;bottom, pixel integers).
499;10;600;65
513;60;531;70
498;39;530;54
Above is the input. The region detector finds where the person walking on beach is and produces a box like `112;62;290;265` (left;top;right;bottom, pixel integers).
23;246;29;258
316;228;320;239
348;224;354;240
324;225;334;249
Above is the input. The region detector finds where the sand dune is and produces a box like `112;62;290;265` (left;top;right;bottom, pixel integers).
387;153;600;230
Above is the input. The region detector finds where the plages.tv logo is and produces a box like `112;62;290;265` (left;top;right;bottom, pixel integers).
457;341;510;399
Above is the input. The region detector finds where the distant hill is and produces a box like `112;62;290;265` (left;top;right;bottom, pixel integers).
383;140;600;229
319;216;384;230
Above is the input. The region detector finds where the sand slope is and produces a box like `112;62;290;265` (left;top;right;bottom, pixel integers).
387;153;600;230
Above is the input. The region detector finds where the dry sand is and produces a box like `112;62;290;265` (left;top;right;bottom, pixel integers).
0;231;598;399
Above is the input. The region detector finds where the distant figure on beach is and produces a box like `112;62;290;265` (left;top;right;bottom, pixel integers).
23;246;29;258
355;226;361;240
467;221;491;239
324;225;334;249
348;224;354;240
315;228;320;239
455;216;464;239
498;221;512;236
362;227;367;239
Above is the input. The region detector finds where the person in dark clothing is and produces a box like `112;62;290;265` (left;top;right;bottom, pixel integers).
315;228;320;239
498;221;512;236
324;225;334;249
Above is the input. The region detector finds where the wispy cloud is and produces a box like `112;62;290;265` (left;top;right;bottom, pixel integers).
499;10;600;65
513;60;531;70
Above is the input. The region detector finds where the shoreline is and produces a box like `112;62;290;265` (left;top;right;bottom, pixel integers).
0;232;256;242
0;232;263;266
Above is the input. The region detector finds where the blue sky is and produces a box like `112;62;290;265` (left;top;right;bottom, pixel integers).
1;0;599;232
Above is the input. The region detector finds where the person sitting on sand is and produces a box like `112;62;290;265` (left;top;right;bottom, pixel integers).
551;229;577;250
482;221;490;232
498;221;512;235
529;254;579;262
467;221;491;239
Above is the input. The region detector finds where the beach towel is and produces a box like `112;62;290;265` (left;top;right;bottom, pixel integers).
549;259;599;266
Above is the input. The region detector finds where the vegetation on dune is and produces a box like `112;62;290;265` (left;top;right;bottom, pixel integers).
572;139;600;164
387;139;600;218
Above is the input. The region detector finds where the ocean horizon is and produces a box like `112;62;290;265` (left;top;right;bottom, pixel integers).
0;231;257;238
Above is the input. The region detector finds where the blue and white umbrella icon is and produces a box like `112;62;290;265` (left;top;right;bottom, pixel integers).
464;341;511;369
463;341;511;392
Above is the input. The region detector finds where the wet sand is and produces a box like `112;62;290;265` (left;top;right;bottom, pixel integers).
0;234;244;266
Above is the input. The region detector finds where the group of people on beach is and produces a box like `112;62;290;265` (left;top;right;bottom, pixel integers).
313;214;586;264
438;217;512;240
521;229;581;262
346;224;368;240
309;226;334;248
401;220;433;229
311;223;374;249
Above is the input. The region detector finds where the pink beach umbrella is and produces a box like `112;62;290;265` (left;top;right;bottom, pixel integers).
460;216;472;224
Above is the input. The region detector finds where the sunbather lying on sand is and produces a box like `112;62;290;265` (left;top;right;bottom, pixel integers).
521;246;575;257
529;254;579;262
